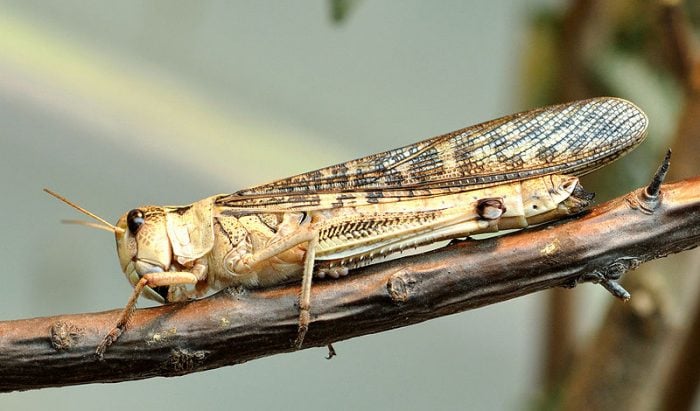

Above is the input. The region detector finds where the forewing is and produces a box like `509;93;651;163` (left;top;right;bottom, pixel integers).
218;97;647;211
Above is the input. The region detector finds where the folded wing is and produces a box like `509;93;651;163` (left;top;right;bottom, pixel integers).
217;97;648;211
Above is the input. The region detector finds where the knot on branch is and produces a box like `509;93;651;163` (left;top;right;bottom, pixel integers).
579;257;642;301
163;348;208;375
50;321;85;351
387;269;416;303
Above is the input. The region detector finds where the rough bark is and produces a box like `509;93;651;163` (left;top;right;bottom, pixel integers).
1;177;699;392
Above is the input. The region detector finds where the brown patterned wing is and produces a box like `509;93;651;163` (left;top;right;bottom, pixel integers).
217;97;648;211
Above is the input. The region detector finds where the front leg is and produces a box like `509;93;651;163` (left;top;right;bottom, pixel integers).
229;228;317;274
96;271;198;360
167;258;209;302
223;227;320;349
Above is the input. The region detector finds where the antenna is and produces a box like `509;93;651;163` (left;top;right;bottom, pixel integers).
44;188;125;235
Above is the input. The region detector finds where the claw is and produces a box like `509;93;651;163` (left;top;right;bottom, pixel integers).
294;308;310;349
95;327;122;361
326;343;337;359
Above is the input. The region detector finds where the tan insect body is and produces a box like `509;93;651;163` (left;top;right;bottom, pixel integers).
46;97;649;356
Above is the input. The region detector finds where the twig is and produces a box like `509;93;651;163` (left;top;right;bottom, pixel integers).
1;177;699;392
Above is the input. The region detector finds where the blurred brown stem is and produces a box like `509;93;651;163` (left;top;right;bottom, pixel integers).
543;289;573;385
542;0;600;388
656;3;700;407
659;0;696;88
660;282;700;410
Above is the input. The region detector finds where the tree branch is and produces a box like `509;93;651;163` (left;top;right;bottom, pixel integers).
1;177;699;392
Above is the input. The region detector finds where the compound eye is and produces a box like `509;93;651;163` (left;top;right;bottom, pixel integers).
126;209;145;235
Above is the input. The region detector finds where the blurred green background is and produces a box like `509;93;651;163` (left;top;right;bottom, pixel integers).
0;1;672;409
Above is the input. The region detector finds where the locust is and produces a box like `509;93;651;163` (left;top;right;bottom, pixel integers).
46;96;648;358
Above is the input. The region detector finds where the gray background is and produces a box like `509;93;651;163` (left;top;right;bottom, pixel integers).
0;1;619;410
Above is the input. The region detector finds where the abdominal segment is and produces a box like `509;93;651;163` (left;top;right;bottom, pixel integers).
314;175;582;271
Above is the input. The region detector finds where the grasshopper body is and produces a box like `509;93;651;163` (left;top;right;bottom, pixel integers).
47;97;648;356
